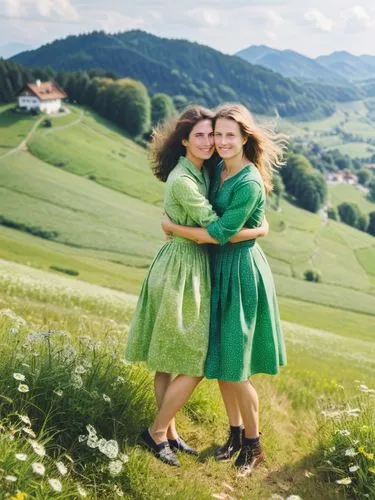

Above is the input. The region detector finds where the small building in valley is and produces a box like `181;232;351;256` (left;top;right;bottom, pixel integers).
16;80;67;114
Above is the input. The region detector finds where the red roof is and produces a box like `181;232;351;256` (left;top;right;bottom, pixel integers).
17;81;67;101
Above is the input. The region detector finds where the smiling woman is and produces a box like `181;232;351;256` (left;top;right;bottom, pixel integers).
124;105;267;466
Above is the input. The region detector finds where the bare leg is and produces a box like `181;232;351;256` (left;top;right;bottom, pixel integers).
154;372;178;440
150;375;202;444
218;380;243;426
230;380;259;438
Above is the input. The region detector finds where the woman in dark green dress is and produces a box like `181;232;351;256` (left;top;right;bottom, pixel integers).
162;104;287;475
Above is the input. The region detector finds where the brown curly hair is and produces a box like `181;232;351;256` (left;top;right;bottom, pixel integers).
214;104;288;193
150;105;215;182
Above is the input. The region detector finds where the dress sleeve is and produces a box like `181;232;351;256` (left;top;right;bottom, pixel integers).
171;175;218;227
206;181;262;245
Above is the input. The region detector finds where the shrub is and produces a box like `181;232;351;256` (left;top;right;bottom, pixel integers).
327;207;339;221
49;265;79;276
43;119;52;128
304;269;322;282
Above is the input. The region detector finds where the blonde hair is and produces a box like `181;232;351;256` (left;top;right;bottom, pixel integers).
214;103;288;193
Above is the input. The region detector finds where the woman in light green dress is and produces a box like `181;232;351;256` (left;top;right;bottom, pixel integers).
162;104;287;475
125;106;267;466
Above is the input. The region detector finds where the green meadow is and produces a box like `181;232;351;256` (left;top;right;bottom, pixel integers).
0;103;374;499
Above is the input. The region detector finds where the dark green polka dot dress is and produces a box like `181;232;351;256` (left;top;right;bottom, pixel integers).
204;162;286;382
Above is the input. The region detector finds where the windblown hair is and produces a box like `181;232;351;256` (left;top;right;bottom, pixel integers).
214;103;288;193
150;105;215;182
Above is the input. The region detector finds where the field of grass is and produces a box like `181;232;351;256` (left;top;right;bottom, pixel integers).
328;183;375;215
28;106;164;205
0;151;163;259
327;142;374;158
1;104;375;317
0;259;373;499
1;102;375;499
0;104;38;154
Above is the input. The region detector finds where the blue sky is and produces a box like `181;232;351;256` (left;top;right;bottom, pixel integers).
1;0;375;57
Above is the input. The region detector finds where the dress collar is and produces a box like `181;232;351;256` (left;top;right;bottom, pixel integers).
178;156;206;183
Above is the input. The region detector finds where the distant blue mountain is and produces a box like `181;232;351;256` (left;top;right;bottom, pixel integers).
236;45;344;84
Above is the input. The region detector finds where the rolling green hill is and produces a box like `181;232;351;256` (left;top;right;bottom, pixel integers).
1;103;375;330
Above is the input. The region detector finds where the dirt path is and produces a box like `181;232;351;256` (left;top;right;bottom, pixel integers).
0;108;84;162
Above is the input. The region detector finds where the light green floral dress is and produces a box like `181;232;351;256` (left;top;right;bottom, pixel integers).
125;156;218;376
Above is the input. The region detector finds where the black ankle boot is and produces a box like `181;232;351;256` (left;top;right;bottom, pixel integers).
235;437;265;476
215;425;244;461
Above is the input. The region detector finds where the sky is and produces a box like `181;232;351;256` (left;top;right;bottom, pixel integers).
1;0;375;58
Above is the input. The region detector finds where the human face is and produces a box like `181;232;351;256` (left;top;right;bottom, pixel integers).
214;118;246;161
183;119;214;166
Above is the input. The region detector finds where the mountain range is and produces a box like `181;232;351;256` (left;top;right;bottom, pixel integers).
236;45;375;83
10;30;363;120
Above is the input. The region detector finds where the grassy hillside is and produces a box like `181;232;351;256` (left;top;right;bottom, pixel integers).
1;104;375;316
0;259;374;499
0;103;374;499
328;183;375;215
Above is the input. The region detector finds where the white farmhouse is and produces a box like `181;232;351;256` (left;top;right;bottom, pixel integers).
16;80;67;114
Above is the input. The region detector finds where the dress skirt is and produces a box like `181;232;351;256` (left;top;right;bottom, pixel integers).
205;240;287;382
125;237;211;377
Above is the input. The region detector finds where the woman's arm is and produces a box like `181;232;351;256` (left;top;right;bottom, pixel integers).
162;215;269;245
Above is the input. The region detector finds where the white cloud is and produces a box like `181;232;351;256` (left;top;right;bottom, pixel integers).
5;0;23;17
304;9;334;32
186;7;223;27
36;0;79;21
343;5;374;32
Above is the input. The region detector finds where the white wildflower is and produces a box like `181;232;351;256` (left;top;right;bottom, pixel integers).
15;453;28;461
29;439;46;457
108;459;123;476
87;436;99;448
77;485;88;497
103;394;111;403
22;427;36;438
54;388;64;397
337;429;350;436
115;376;125;385
5;475;17;482
100;439;119;459
286;496;302;500
71;374;83;389
359;384;369;392
345;448;358;457
13;373;26;381
119;452;129;463
75;365;87;375
349;465;360;472
19;415;31;426
56;461;68;475
32;462;45;475
78;434;87;443
329;446;336;452
86;424;96;436
336;477;352;485
48;478;62;492
18;384;29;393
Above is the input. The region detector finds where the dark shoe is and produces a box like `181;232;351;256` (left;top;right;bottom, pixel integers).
140;429;180;467
215;425;244;461
168;437;198;456
234;438;265;476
